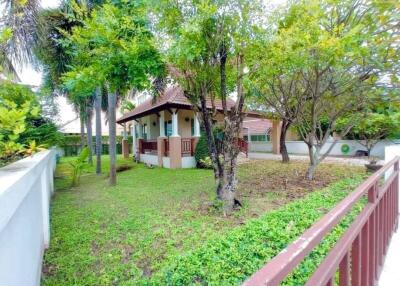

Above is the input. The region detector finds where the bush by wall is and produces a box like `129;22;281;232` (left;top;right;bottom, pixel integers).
194;133;210;167
148;176;365;285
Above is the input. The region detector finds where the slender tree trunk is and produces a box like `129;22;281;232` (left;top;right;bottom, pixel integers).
306;144;318;180
80;115;85;151
108;90;117;186
86;107;93;165
95;87;102;175
280;119;291;163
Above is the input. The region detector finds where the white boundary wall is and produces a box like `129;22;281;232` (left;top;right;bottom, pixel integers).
0;150;56;286
250;140;400;158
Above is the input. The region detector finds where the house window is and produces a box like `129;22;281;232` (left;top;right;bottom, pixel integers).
250;134;267;142
164;120;172;137
191;118;194;136
142;124;148;140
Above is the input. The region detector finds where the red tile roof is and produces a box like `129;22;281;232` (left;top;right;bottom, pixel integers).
242;119;272;134
117;85;259;123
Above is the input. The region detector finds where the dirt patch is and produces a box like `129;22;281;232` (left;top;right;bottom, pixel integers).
235;160;363;219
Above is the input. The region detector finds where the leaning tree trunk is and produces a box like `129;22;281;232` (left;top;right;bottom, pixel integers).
108;90;117;186
86;107;93;165
306;144;318;180
95;87;102;175
80;115;85;151
280;119;291;163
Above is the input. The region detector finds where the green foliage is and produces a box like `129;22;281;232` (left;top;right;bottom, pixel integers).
62;2;165;95
151;177;365;285
18;116;65;147
194;133;210;167
69;147;90;186
337;100;400;156
0;80;40;163
61;135;132;147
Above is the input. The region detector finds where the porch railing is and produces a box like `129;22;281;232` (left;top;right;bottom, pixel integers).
215;138;249;158
181;138;195;156
139;139;157;154
237;138;248;157
244;156;399;286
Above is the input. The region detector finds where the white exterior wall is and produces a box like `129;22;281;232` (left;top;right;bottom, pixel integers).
250;140;400;158
140;154;159;166
0;150;56;286
182;156;196;168
162;157;170;168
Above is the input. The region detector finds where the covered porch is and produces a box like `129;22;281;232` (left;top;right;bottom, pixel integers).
131;108;200;169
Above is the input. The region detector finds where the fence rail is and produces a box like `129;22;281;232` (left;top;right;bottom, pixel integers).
244;156;399;286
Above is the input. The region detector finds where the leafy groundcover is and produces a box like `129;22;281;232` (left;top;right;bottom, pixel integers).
146;175;365;286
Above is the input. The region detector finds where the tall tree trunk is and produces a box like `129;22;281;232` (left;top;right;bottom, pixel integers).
95;87;102;175
108;90;117;186
86;107;93;165
80;115;85;151
280;119;291;163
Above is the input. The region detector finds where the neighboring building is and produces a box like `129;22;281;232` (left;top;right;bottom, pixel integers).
56;97;125;136
117;86;282;168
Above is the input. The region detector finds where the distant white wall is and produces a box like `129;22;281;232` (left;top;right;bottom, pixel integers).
182;156;196;168
250;140;400;158
384;145;400;187
0;150;56;286
249;142;273;152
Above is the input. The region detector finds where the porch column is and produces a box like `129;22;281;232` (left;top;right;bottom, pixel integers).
169;109;182;168
171;109;179;137
136;121;143;160
272;120;281;154
131;123;136;157
122;123;129;158
157;111;166;166
192;113;201;151
193;113;201;137
159;111;165;137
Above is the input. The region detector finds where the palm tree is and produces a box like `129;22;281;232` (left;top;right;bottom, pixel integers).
0;0;40;77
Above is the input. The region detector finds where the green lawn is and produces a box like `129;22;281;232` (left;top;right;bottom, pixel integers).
42;156;365;285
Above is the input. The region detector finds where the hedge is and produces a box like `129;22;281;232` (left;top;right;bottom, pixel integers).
61;135;132;147
147;175;365;285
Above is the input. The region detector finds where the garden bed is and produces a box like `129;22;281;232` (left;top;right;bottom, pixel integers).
42;156;364;285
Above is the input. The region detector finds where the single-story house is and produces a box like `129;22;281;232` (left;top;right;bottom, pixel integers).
117;86;283;168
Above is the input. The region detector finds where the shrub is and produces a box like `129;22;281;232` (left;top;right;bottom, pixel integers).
149;176;365;285
69;147;89;187
194;132;210;167
0;80;40;165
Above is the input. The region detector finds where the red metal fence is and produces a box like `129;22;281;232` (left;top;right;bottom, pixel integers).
244;157;399;286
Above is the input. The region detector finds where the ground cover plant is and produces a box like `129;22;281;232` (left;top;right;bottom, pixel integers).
42;156;364;285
